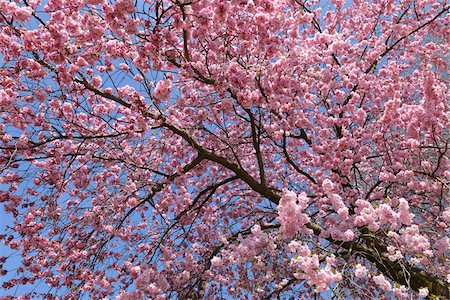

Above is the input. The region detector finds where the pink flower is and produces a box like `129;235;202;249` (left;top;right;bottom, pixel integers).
322;178;334;193
35;89;48;102
62;102;72;116
130;266;141;279
377;203;398;226
373;274;392;291
342;229;354;241
277;191;310;237
91;76;102;88
210;256;222;267
442;208;450;222
120;63;130;71
154;79;172;101
397;198;413;225
354;264;368;278
76;56;89;67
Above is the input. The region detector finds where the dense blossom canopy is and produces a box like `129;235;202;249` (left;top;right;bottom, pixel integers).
0;0;449;299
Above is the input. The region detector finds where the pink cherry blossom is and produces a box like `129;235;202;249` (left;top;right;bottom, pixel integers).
322;178;335;193
354;264;368;279
373;274;392;291
153;78;172;101
277;191;311;237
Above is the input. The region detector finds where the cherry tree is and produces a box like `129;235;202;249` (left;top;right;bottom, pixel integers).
0;0;449;299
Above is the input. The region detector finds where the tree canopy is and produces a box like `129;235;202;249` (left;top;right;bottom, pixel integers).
0;0;449;299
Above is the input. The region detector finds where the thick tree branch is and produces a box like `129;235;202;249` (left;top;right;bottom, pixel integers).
245;108;267;186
